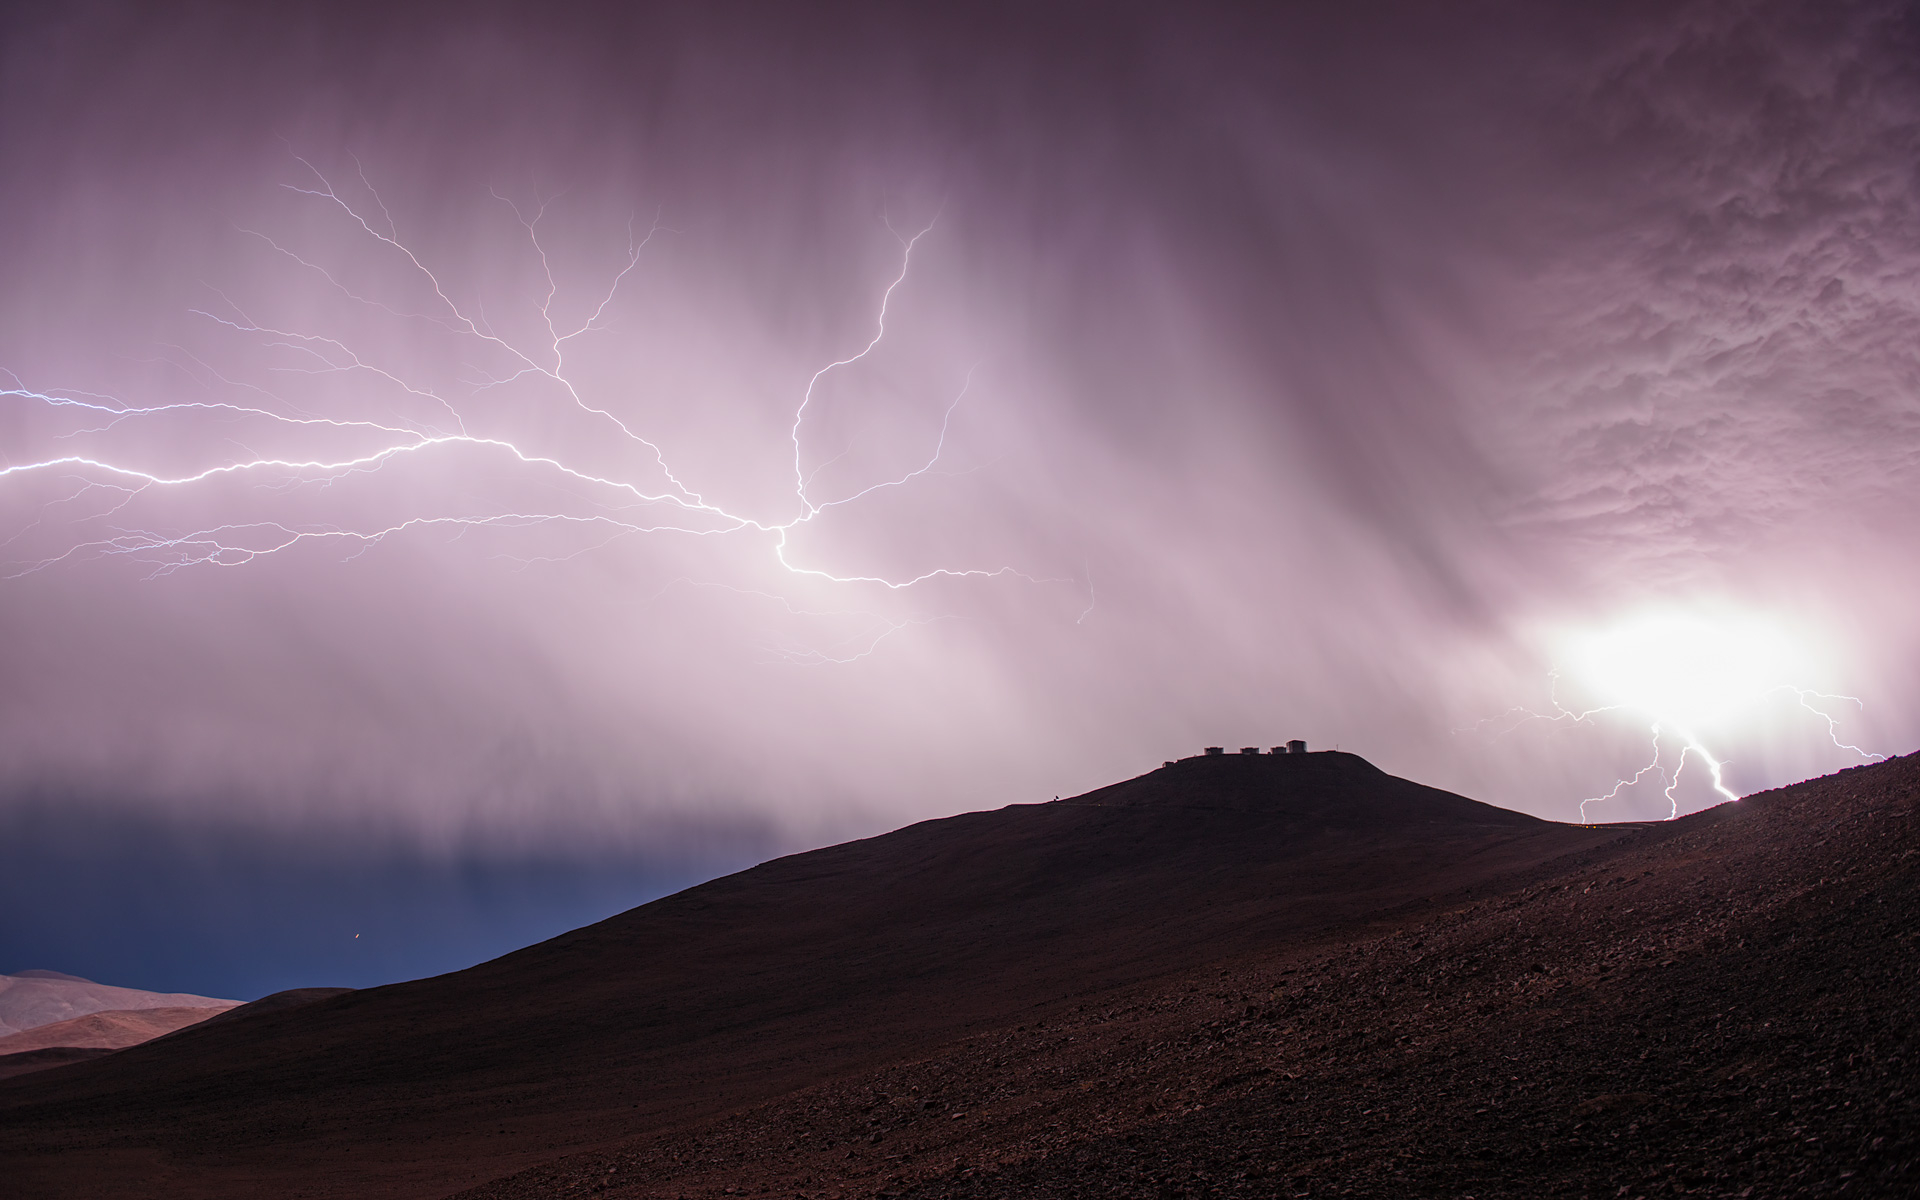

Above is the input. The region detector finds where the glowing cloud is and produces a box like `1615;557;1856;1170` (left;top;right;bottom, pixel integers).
1561;610;1799;732
1523;607;1884;822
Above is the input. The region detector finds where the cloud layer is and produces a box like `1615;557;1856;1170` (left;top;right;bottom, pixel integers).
2;0;1913;857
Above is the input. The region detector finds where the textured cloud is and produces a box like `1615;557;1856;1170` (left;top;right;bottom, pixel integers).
1486;3;1920;576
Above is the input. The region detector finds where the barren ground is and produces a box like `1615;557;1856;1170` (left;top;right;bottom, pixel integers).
4;753;1914;1199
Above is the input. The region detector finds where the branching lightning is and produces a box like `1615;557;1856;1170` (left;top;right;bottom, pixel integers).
1468;625;1885;824
1779;687;1885;764
1576;725;1664;824
1;158;1067;652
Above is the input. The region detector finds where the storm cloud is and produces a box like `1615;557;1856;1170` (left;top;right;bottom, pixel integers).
3;0;1915;881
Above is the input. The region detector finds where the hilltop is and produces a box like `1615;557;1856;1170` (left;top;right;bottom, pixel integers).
3;751;1914;1198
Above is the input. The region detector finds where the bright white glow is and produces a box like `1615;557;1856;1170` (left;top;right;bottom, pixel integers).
1517;607;1882;822
1561;610;1800;730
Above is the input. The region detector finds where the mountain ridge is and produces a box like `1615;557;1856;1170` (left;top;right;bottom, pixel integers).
8;751;1909;1199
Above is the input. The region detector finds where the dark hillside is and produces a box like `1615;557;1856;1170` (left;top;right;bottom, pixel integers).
457;752;1920;1200
1078;750;1540;825
0;752;1616;1199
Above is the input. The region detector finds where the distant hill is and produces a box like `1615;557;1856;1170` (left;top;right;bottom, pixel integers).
0;971;236;1037
0;1005;237;1056
0;993;336;1083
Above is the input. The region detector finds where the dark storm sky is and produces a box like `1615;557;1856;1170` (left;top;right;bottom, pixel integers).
3;2;1916;995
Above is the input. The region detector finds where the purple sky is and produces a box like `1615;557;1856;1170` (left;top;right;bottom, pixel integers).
3;1;1915;874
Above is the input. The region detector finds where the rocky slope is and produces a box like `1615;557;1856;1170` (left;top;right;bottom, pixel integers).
456;754;1920;1200
6;751;1916;1199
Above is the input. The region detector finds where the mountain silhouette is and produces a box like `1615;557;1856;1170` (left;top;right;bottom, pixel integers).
4;751;1913;1199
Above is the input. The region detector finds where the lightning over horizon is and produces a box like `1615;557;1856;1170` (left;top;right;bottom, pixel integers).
1468;615;1887;823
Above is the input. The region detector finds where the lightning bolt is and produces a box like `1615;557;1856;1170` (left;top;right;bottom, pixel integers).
1476;670;1881;824
1;157;1068;652
1458;669;1624;740
1577;725;1665;824
791;216;930;515
1775;687;1887;763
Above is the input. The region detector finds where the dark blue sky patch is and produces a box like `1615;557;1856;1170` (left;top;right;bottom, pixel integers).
0;800;762;1000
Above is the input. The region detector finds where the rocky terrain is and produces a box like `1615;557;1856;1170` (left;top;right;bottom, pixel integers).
459;755;1919;1200
3;752;1914;1199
